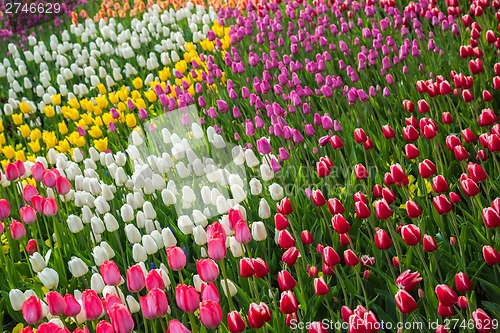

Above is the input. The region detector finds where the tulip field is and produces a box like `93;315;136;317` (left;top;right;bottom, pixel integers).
1;0;500;332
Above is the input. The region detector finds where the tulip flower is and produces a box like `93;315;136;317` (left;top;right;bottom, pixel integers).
166;246;187;271
140;288;168;319
277;270;297;291
200;300;223;329
201;282;220;302
314;276;329;295
227;311;246;333
196;259;219;282
109;303;134;333
248;302;272;329
396;270;422;291
472;308;494;333
435;285;458;307
332;214;350;234
64;293;81;317
423;235;438;252
10;220;26;240
82;289;104;320
375;199;392;219
167;320;191;333
252;258;270;278
145;269;165;291
100;260;121;286
22;296;43;325
279;290;299;314
482;246;500;266
126;264;146;293
0;199;11;220
175;284;200;313
401;224;421;246
455;272;473;293
395;289;418;314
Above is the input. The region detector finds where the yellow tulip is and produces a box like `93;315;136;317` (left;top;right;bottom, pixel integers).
56;140;70;153
94;137;108;152
97;83;107;95
68;98;80;109
136;98;146;109
27;156;36;163
3;145;16;159
132;77;143;89
0;119;3;132
81;114;93;126
42;132;58;148
18;124;31;138
28;140;40;153
69;108;80;121
188;85;195;96
102;112;113;125
12;114;23;125
126;114;137;128
93;116;103;127
0;133;5;145
52;94;61;105
200;39;214;52
96;96;108;109
185;42;195;52
175;60;188;74
74;135;86;147
144;90;157;103
15;150;26;162
19;101;31;114
117;102;126;112
183;52;192;63
88;125;103;138
109;92;119;104
58;122;69;135
30;128;41;141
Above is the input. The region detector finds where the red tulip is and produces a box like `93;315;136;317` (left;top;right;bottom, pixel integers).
96;321;113;333
457;296;469;309
354;164;368;179
406;200;422;218
252;258;270;278
468;163;487;183
423;235;438;252
482;207;500;228
355;201;370;219
275;213;290;230
432;195;453;215
348;305;379;333
100;260;121;286
341;306;353;322
277;197;292;215
418;99;430;113
374;228;392;250
382;188;396;204
239;258;255;278
327;198;344;215
339;233;352;246
382;125;395;139
26;239;38;255
373;184;383;198
396;270;422;291
403;125;419;142
175;284;199;313
483;89;493;101
278;229;295;249
22;296;43;324
308;321;329;333
483;246;500;265
344;249;359;267
432;175;449;193
437;303;455;317
354;128;367;143
395;290;418;314
314;276;329;295
301;230;314;245
5;162;21;180
322;246;340;266
278;270;296;291
200;300;223;329
227;311;246;333
390;163;406;182
441;112;453;124
374;199;392;219
109;303;135;333
460;176;480;197
279;290;298;314
311;189;326;206
401;224;421;246
455;272;473;292
462;128;477;143
403;99;414;112
282;246;299;266
419;159;436;178
248;302;272;329
435;284;458;307
453;145;469;161
472;308;494;333
332;214;350;234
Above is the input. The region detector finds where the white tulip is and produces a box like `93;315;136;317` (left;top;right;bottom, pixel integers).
100;241;116;259
269;183;284;201
126;295;141;313
9;289;27;311
92;246;108;266
216;196;231;215
68;257;88;277
161;189;176;205
178;215;194;234
133;244;147;262
103;213;119;232
142;235;158;255
91;273;105;294
91;217;105;235
229;237;244;257
258;198;271;219
245;149;260;167
192;225;207;245
162;228;177;247
121;204;135;222
231;184;246;203
29;252;46;273
67;215;84;233
260;164;274;181
143;201;156;219
193;274;205;292
220;279;238;297
251;222;267;241
38;268;59;289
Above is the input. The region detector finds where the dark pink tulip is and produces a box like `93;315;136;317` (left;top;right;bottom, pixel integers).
166;246;187;271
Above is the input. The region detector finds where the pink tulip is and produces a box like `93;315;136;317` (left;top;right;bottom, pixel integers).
82;289;103;320
166;246;187;271
0;199;10;219
96;321;114;333
22;296;43;324
200;300;223;329
31;162;45;182
126;264;146;293
175;284;200;313
64;293;81;317
55;176;71;195
10;220;26;240
109;303;135;333
166;320;190;333
145;269;165;291
22;185;38;202
42;197;58;216
20;206;36;224
46;291;66;316
99;260;121;286
196;259;219;282
140;287;169;319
